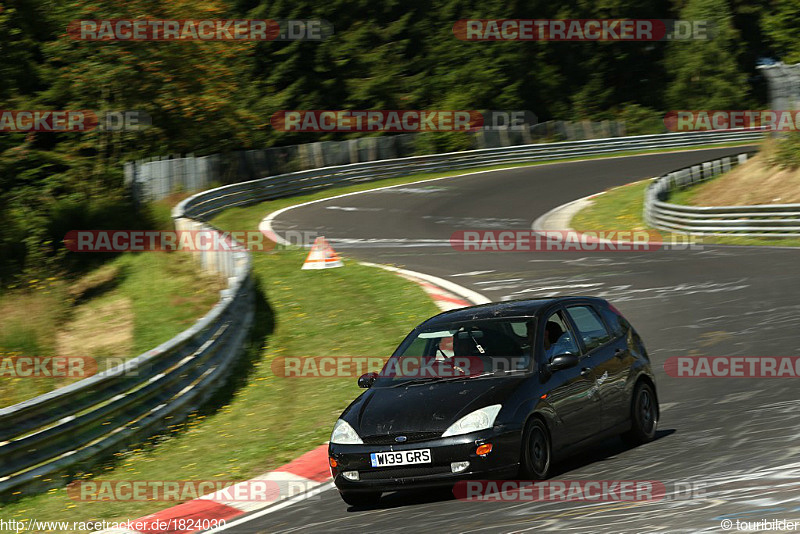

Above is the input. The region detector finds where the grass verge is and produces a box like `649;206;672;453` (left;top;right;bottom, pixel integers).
570;180;800;248
668;152;800;207
0;253;223;408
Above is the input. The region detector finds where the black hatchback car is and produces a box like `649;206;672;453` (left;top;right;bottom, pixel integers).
328;297;658;507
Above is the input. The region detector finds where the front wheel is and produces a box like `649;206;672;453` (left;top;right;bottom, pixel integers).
339;491;381;507
521;418;552;479
622;381;658;446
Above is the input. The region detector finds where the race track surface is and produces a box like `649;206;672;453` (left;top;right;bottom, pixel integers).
223;147;800;533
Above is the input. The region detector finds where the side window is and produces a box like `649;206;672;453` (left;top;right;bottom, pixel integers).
599;305;626;338
541;311;580;361
566;306;611;351
403;336;428;356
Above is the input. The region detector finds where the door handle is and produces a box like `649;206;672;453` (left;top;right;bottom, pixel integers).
580;367;592;378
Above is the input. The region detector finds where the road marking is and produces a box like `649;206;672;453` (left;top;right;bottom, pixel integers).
506;283;603;295
328;238;453;248
451;270;496;277
659;402;677;412
325;206;383;212
378;186;449;193
717;390;761;404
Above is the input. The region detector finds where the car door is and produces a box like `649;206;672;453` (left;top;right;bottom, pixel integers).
564;304;625;431
597;302;637;426
538;309;604;448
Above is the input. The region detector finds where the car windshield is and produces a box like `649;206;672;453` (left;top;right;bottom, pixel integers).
372;318;534;387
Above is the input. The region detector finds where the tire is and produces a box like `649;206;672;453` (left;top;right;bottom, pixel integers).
339;491;381;507
622;381;658;446
520;418;552;480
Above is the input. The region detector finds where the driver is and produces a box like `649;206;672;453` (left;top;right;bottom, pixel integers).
544;321;577;359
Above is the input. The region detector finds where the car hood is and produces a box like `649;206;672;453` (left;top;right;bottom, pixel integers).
344;376;525;437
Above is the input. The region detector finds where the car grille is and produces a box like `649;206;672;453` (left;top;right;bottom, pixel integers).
361;432;441;445
359;465;452;480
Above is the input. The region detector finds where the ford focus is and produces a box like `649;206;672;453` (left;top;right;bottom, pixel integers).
328;296;659;507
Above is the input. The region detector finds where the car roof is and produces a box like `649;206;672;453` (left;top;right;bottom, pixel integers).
421;296;608;326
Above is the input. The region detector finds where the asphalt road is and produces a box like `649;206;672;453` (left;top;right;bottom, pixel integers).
225;147;800;533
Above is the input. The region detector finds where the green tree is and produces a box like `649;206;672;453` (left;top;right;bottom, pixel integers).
763;0;800;63
665;0;749;109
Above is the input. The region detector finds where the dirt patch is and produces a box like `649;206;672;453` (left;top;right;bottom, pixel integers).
56;295;134;361
687;153;800;206
68;263;122;304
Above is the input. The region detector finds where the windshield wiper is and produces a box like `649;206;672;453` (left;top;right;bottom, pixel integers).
390;372;501;387
390;376;445;387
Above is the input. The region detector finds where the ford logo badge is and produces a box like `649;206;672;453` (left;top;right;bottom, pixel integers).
395;436;407;443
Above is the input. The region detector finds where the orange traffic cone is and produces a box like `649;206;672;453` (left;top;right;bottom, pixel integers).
301;236;344;270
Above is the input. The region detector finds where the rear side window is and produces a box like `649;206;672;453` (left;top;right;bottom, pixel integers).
566;306;611;351
600;305;626;338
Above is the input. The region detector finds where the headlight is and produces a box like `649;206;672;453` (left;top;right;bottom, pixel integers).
330;419;363;445
441;404;502;437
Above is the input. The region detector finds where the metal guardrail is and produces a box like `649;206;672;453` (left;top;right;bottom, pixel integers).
0;128;764;500
645;151;800;236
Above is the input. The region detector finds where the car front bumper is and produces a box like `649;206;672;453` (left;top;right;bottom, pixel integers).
329;429;520;493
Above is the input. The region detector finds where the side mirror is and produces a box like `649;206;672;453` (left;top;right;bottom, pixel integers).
548;353;579;372
358;372;378;389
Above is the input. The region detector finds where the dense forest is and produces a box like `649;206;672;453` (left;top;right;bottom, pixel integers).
0;0;797;283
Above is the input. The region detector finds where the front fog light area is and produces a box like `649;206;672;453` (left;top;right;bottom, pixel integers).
342;471;359;481
451;461;470;473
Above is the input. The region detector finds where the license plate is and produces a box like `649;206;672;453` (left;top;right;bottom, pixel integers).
370;449;431;467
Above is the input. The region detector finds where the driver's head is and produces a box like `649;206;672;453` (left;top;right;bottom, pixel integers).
544;321;563;350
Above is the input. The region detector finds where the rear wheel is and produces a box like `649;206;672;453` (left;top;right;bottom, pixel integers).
622;381;658;445
521;418;552;479
339;491;381;507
